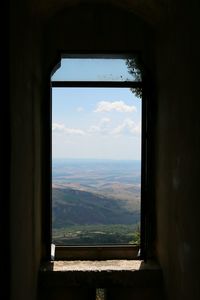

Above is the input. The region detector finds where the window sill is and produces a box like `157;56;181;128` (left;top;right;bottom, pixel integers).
53;245;140;260
39;260;163;288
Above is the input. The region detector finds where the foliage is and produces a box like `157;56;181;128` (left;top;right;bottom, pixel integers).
126;57;143;98
52;224;140;246
129;224;140;245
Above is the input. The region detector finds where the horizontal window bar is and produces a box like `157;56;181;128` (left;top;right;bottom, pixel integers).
51;81;143;88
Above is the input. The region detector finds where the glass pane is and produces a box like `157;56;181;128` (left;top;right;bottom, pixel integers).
52;87;141;246
51;58;142;82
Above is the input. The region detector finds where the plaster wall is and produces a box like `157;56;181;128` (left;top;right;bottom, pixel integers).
9;3;156;300
8;0;200;300
43;4;155;77
155;1;200;299
9;1;43;299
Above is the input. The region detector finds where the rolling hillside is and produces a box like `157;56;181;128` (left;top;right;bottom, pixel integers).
52;187;140;228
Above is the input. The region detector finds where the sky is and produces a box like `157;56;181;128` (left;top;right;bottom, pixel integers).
52;59;142;160
51;58;139;82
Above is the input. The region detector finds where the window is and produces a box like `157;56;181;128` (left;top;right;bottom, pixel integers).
50;54;145;260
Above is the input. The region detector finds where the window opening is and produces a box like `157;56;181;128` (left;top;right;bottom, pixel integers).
50;54;144;259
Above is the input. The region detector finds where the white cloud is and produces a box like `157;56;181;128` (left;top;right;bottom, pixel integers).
77;106;84;112
88;118;111;134
52;123;65;131
94;101;136;113
99;117;111;125
63;128;85;135
112;119;141;136
88;125;101;133
52;123;85;135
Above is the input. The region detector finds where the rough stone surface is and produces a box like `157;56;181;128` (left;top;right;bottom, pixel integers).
39;260;163;290
41;260;159;272
49;260;142;271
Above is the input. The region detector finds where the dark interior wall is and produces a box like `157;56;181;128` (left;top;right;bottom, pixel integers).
44;4;155;72
8;0;200;299
155;1;200;299
1;1;10;298
9;3;156;300
9;1;43;299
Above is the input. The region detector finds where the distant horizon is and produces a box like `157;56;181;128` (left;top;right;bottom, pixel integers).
52;157;141;161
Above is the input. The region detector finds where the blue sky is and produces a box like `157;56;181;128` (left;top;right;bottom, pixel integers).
52;59;141;160
51;58;138;82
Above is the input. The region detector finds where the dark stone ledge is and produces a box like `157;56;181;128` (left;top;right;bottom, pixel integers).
39;260;163;288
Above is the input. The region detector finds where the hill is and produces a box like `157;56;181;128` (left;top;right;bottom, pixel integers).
52;187;140;228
